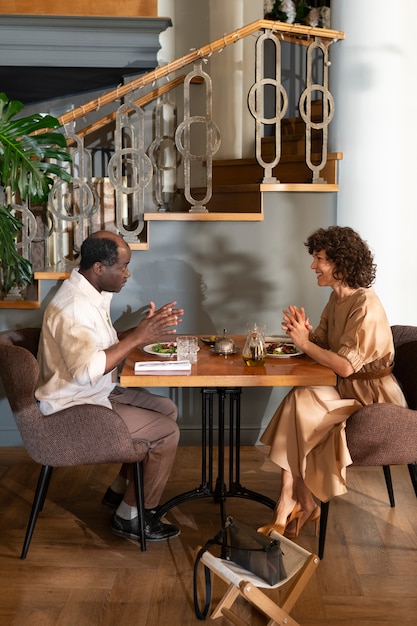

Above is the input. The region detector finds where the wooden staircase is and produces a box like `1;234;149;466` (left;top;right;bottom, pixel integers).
179;101;342;213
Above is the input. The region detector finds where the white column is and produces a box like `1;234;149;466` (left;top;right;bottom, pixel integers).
157;0;175;63
209;0;263;158
331;0;417;323
158;1;263;159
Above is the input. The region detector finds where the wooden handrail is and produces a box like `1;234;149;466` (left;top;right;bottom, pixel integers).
71;74;188;141
70;75;203;141
57;19;344;129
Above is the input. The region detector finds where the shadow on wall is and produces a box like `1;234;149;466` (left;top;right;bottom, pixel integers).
115;257;216;334
113;251;277;444
193;234;277;332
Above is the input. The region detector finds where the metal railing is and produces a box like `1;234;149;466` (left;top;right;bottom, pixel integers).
10;18;344;273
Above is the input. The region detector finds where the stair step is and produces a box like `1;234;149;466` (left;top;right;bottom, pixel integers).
212;152;342;185
263;132;324;157
177;184;262;213
277;99;326;156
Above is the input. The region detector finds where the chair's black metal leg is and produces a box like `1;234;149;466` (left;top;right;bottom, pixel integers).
21;465;54;560
318;500;329;560
407;462;417;498
38;464;53;513
133;461;146;552
382;465;395;507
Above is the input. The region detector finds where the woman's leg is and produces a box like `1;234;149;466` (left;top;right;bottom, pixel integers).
271;468;298;527
258;468;302;534
295;477;320;531
264;473;320;537
295;477;317;515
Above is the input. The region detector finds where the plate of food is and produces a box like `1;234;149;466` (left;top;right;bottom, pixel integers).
265;341;303;358
143;341;201;357
200;335;218;347
142;342;177;357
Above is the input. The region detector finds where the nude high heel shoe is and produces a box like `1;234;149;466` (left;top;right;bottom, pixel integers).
257;503;303;537
286;504;320;538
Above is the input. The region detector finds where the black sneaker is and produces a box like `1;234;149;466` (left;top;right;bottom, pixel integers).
102;487;124;508
111;511;180;542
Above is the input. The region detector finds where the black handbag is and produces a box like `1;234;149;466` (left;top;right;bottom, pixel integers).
227;516;287;584
193;516;287;620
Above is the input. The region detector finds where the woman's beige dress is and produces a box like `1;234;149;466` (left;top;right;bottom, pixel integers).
261;287;407;502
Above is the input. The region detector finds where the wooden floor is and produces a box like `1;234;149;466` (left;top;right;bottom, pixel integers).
0;445;417;625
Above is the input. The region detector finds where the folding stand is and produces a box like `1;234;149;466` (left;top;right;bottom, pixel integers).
197;531;319;626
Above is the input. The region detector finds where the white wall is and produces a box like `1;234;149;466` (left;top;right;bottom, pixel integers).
209;0;263;158
331;0;417;324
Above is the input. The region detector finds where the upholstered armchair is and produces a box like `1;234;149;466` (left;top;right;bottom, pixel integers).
318;325;417;558
0;328;148;557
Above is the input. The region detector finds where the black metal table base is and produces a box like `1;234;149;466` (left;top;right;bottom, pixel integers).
156;387;275;524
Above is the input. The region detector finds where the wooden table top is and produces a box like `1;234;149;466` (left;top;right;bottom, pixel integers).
120;335;336;388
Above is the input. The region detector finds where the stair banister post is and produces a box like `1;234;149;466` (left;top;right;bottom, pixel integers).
175;58;220;213
248;29;288;183
299;36;335;184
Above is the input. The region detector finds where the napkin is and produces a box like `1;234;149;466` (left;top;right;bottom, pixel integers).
134;360;192;374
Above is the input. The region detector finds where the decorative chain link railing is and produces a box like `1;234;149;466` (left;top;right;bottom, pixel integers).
299;36;334;183
248;30;336;184
4;21;342;275
248;29;287;183
175;59;221;213
108;97;152;242
149;92;180;212
48;122;99;267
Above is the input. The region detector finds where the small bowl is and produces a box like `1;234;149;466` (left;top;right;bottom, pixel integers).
201;336;218;347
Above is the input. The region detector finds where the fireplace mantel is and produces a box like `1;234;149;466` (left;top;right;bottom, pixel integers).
0;14;172;103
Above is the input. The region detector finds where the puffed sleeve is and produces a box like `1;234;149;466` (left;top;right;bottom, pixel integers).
336;290;390;372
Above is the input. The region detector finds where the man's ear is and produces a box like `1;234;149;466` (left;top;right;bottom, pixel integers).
93;261;104;275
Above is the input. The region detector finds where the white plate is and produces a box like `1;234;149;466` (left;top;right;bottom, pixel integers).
142;342;177;357
142;342;200;357
265;335;291;343
265;341;303;358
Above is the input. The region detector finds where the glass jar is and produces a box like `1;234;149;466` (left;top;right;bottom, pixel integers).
242;323;266;366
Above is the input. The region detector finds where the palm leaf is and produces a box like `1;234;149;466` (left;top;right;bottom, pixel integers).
0;205;33;291
0;92;72;204
0;93;73;291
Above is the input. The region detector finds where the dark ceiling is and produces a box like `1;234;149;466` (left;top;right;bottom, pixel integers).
0;66;147;106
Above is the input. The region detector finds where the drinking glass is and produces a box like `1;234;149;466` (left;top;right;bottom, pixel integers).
176;336;199;363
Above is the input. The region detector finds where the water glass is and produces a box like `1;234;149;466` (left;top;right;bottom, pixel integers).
177;335;199;363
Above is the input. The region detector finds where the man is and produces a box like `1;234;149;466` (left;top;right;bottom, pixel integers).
36;231;184;542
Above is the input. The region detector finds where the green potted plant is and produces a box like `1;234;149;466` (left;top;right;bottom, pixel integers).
0;92;72;298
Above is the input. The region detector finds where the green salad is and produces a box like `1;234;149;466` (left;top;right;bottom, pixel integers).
151;342;177;354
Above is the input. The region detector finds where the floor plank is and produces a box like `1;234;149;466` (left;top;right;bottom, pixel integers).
0;446;417;625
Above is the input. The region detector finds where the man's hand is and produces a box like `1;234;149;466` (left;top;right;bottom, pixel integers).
105;301;184;374
133;301;184;343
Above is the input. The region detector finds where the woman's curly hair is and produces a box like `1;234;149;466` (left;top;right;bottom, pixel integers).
305;226;376;288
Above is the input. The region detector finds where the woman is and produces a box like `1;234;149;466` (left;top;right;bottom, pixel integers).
258;226;407;539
